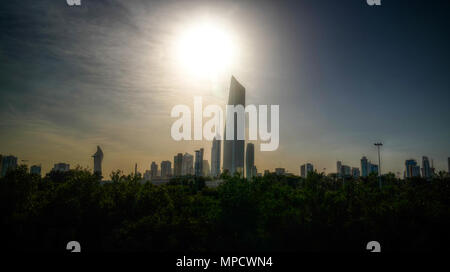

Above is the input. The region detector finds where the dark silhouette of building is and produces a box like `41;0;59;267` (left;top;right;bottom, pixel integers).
223;76;245;176
246;143;255;179
174;153;183;176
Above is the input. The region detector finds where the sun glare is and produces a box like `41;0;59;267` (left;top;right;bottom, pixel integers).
176;21;236;78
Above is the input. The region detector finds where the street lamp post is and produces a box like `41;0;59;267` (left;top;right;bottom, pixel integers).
374;142;383;189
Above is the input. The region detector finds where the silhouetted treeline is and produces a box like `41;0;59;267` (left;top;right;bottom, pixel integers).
1;166;449;252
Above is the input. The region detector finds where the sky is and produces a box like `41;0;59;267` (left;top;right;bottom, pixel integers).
0;0;449;177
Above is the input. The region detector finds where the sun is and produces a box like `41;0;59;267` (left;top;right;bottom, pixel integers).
175;20;236;78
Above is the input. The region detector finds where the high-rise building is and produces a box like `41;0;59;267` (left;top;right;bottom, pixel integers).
52;163;70;172
245;143;255;179
194;148;204;176
352;167;360;178
300;163;314;178
405;159;420;178
361;156;368;177
143;170;152;181
30;165;42;176
92;146;103;176
368;163;378;175
182;153;194;175
264;170;270;176
223;76;245;176
251;165;257;178
161;160;172;178
211;136;221;177
202;160;210;177
337;161;342;177
174;153;183;176
151;162;158;178
341;165;351;177
421;156;431;179
1;155;18;177
275;168;285;175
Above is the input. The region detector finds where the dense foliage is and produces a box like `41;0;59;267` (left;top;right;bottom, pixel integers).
1;166;449;251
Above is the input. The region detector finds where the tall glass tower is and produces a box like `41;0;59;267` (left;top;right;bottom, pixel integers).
223;76;245;175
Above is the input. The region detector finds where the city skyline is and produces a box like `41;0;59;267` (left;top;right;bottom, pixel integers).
1;0;449;176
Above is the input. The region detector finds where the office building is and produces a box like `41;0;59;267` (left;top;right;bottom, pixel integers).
223;76;245;175
245;143;255;179
30;165;42;176
174;153;183;176
361;156;368;177
352;167;360;178
405;159;420;178
182;153;194;175
202;160;210;177
1;155;18;177
421;156;431;179
194;148;204;176
161;160;172;178
211;136;221;177
151;162;158;178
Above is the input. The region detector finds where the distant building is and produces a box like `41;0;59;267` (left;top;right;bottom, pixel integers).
352;167;360;178
367;162;378;175
264;170;270;176
30;165;42;176
92;146;103;176
421;156;431;179
182;153;194;175
194;148;204;176
300;163;314;178
275;168;285;175
161;160;172;178
341;165;351;177
52;163;70;172
361;156;368;177
143;170;152;181
202;160;210;177
174;153;183;176
251;165;257;178
1;155;18;177
405;159;420;178
448;157;450;173
151;162;158;178
211;136;221;177
337;161;342;177
223;76;245;176
245;143;255;179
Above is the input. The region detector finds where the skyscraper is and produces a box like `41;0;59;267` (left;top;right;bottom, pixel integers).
300;163;314;178
275;168;285;175
182;153;194;175
245;143;255;179
361;156;368;177
202;160;210;177
405;159;420;178
151;162;158;178
223;76;245;176
337;161;342;177
30;165;41;176
92;146;103;176
194;148;204;176
174;153;183;176
421;156;431;178
161;160;172;178
1;155;18;177
351;167;360;178
211;136;221;177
